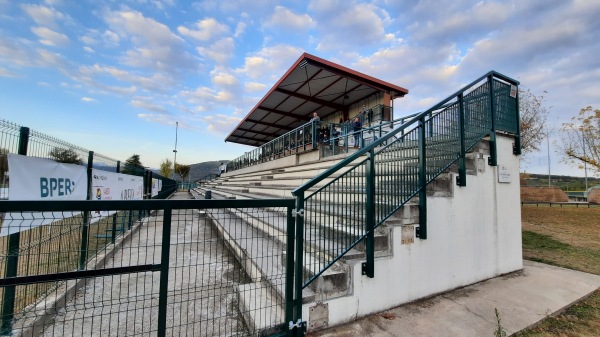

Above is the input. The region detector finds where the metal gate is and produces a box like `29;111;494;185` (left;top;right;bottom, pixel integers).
0;197;303;337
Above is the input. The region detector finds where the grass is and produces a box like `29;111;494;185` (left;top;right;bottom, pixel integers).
516;204;600;336
0;210;143;313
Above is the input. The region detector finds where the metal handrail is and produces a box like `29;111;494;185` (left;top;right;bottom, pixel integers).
293;70;519;194
291;70;520;288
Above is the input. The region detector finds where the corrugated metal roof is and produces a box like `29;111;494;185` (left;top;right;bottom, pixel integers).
225;52;409;146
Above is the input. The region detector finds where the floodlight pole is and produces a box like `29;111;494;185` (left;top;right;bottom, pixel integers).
583;135;588;192
547;133;551;188
173;121;178;181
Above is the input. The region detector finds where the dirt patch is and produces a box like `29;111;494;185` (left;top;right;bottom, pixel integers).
521;186;568;202
589;188;600;204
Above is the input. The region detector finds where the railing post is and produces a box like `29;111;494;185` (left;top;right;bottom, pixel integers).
293;193;305;326
285;206;296;336
79;151;93;269
488;75;498;166
363;150;375;278
157;207;172;337
513;85;522;155
417;119;427;239
1;127;29;334
311;120;318;150
457;94;467;187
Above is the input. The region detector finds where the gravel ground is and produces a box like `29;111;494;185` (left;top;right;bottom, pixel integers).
39;192;250;337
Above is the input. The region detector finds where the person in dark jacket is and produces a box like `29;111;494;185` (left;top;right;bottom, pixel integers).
352;117;361;148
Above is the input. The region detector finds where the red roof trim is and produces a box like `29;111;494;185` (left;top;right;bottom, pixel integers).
225;52;409;142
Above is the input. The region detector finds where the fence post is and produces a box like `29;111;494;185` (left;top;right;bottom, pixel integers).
285;206;295;334
294;192;305;326
417;119;427;239
363;149;375;278
156;207;172;337
488;75;498;166
1;127;29;334
513;85;522;155
79;151;93;269
457;93;467;187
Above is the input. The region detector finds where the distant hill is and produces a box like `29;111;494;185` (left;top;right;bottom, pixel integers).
150;160;228;182
522;173;600;191
188;160;229;182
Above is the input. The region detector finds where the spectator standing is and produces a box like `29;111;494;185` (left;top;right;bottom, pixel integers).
352;117;362;148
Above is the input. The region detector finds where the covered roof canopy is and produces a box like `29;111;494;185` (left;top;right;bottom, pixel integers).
225;52;409;147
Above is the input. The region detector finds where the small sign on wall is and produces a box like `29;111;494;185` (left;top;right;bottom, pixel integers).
510;84;517;98
498;165;511;183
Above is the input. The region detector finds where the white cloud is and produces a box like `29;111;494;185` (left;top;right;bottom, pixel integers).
212;70;239;87
137;113;174;126
264;6;314;31
104;9;196;75
234;22;247;38
180;86;234;105
203;114;242;135
31;26;69;46
21;4;66;28
309;0;392;50
235;44;303;80
178;17;229;41
131;97;169;113
102;30;120;45
0;67;18;78
78;64;173;93
245;82;266;92
81;97;97;103
197;37;234;64
83;46;94;53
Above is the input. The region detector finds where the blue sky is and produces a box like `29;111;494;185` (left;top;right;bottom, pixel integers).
1;0;599;177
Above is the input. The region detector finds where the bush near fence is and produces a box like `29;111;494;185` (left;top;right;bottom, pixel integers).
520;186;569;203
589;188;600;204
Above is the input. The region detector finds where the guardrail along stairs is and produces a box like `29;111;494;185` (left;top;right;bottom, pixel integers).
195;71;521;332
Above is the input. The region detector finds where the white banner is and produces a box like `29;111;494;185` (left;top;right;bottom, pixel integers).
151;178;162;197
90;169;143;222
0;154;87;236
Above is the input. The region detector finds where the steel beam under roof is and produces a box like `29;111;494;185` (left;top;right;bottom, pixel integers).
225;52;408;146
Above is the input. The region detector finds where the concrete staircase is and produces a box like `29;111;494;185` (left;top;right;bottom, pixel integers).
189;139;492;334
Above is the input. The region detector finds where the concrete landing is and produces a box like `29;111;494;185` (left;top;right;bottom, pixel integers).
309;260;600;337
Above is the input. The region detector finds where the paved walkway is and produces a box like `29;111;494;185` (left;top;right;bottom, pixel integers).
310;260;600;337
39;192;247;337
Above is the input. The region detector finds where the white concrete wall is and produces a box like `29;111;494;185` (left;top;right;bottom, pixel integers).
306;134;523;327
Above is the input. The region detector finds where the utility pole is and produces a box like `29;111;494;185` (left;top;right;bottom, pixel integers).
583;135;589;193
547;132;551;187
173;121;178;181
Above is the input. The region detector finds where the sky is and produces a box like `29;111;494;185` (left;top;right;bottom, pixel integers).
0;0;599;177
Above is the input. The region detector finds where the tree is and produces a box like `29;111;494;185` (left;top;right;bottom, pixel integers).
159;158;173;178
519;89;550;155
0;148;8;183
121;154;144;176
49;147;83;165
175;163;190;182
560;106;600;176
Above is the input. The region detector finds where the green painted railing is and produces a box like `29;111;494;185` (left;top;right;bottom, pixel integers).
292;71;520;287
226;105;393;172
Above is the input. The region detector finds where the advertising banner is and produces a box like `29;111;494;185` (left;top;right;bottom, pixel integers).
151;178;162;197
90;169;143;222
0;154;87;236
